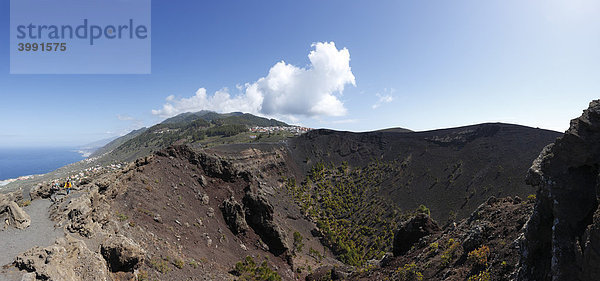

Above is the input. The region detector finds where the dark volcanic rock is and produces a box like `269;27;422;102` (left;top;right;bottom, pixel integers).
100;235;146;272
162;145;238;181
220;197;249;234
393;213;440;256
519;100;600;281
350;197;533;281
243;191;289;256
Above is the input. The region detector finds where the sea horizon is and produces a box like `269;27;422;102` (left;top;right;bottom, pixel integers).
0;147;85;182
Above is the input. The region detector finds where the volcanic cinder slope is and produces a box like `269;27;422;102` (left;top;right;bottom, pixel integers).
287;123;560;222
0;115;564;280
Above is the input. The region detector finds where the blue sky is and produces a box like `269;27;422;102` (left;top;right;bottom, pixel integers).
1;0;599;147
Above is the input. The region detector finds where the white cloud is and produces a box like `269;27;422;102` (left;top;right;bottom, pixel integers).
152;42;356;119
372;89;394;109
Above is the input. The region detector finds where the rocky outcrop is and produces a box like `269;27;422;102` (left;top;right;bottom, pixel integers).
14;236;109;281
64;195;96;237
0;190;24;203
3;202;31;229
392;213;439;256
350;197;533;280
220;197;249;234
519;100;600;281
0;192;31;229
160;145;238;181
581;207;600;280
29;183;53;200
49;187;113;238
100;235;146;272
243;191;289;256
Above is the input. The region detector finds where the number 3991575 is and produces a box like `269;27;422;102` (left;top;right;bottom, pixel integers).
17;43;67;52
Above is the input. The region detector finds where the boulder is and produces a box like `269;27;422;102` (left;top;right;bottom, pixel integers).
220;197;249;234
198;175;208;187
29;183;52;200
100;235;146;272
243;191;289;256
462;220;491;253
65;195;95;237
393;213;439;256
14;236;109;281
197;192;210;205
0;201;31;229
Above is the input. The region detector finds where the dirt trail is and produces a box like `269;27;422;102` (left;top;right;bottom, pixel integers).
0;199;63;266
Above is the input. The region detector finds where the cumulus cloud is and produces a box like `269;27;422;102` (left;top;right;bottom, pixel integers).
372;89;394;109
152;42;356;119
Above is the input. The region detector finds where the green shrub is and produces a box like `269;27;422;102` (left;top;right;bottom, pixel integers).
293;231;304;253
440;238;460;267
428;242;439;255
284;161;408;267
447;210;457;222
116;211;129;222
309;247;324;262
233;256;282;281
173;258;184;269
18;200;31;207
468;245;490;266
206;124;247;137
150;258;170;274
467;269;491;281
416;204;430;216
396;263;423;281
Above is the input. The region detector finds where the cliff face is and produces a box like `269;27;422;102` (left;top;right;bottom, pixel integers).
519;100;600;281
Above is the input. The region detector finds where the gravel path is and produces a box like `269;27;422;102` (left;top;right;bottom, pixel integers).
0;199;63;266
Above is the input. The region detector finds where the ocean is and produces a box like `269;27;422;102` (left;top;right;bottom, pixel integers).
0;147;85;182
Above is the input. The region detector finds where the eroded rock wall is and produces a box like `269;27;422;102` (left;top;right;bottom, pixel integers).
519;100;600;281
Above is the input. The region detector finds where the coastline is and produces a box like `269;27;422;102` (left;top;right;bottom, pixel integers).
0;175;35;187
0;147;86;188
